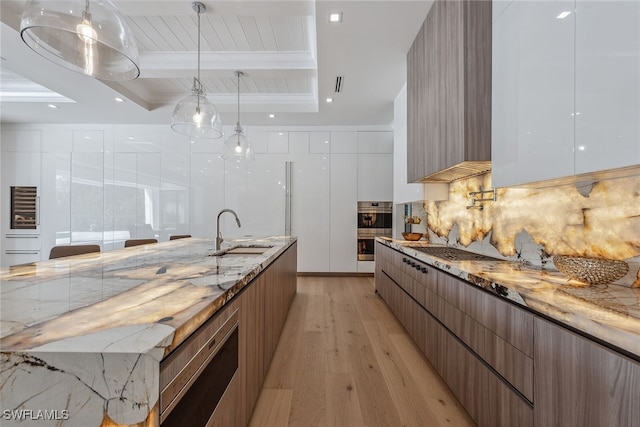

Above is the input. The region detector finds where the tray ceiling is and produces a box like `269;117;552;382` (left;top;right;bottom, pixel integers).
0;1;431;127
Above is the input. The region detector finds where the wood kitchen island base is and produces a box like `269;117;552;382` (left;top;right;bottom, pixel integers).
249;276;474;427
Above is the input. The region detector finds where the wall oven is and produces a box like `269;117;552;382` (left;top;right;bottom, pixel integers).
160;309;238;427
357;201;392;261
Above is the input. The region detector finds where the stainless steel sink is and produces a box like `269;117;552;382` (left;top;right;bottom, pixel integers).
209;245;273;257
413;246;502;262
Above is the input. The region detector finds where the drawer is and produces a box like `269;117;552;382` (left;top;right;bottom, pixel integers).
440;271;534;357
4;233;41;250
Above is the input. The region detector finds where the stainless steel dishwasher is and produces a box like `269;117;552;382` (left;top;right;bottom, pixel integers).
159;309;239;426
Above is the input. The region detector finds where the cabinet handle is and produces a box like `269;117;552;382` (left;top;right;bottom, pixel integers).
6;250;39;254
421;267;428;274
402;257;407;263
415;264;421;270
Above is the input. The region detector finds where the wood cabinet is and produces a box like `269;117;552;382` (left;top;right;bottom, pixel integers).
406;0;492;183
239;242;297;424
376;241;640;427
376;241;533;427
534;317;640;427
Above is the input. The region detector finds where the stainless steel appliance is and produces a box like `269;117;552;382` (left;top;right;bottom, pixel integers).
160;309;239;426
357;201;392;261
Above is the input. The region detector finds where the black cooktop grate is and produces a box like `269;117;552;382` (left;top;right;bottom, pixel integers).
413;246;502;262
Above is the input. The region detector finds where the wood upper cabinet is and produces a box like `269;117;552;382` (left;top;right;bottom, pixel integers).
407;0;492;183
534;317;640;427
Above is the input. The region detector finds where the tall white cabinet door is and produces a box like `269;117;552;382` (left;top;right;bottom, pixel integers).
492;1;575;187
190;154;225;239
331;154;357;273
292;155;330;272
70;152;104;245
225;154;288;239
40;152;71;254
575;1;640;174
357;154;393;202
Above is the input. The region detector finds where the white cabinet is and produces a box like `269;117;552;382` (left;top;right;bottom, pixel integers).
1;150;42;266
190;153;225;239
492;0;640;188
574;1;640;174
357;154;393;202
292;155;331;272
393;84;424;203
492;0;575;187
40;152;71;253
310;132;330;153
225;154;288;239
330;154;358;272
330;131;357;153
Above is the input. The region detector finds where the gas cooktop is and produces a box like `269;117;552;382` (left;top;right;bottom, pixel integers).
412;246;503;262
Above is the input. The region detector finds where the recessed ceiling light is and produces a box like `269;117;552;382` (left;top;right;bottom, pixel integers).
115;97;124;102
269;113;276;118
279;132;284;136
47;104;58;109
556;11;571;19
326;97;334;103
329;12;342;23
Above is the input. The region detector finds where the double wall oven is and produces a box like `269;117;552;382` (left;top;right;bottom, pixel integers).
357;201;392;261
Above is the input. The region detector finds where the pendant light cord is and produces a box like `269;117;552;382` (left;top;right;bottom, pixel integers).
197;6;201;85
236;71;241;127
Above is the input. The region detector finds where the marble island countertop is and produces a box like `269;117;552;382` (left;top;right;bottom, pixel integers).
378;237;640;360
0;236;296;426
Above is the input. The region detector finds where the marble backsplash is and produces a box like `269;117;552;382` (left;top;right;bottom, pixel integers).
410;173;640;287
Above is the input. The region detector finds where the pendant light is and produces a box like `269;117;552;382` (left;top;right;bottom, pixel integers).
171;2;223;140
20;0;140;81
223;71;254;161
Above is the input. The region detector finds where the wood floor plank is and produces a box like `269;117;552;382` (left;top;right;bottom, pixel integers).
325;372;365;427
250;276;475;427
389;332;476;427
362;320;445;426
287;330;328;427
303;278;329;333
348;341;405;427
324;278;366;374
349;276;405;334
248;389;293;427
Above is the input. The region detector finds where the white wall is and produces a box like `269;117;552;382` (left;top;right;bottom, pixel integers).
393;83;424;204
1;123;393;272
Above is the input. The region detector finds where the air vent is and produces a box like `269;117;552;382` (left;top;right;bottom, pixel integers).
334;75;344;93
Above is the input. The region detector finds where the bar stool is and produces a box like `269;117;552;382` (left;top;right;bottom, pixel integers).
49;244;101;259
169;234;191;240
124;239;158;248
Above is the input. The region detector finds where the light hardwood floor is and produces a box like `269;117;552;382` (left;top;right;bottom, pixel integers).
249;276;476;427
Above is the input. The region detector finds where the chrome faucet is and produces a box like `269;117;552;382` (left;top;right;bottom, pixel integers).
216;209;242;250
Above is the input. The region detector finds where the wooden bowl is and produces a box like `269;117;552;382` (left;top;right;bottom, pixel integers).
553;255;629;285
402;232;423;241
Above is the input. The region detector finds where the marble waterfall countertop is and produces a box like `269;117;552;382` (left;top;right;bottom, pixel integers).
378;237;640;360
0;236;296;426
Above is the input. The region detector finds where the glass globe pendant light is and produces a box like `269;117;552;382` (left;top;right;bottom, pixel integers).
20;0;140;81
223;71;254;161
171;2;223;140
